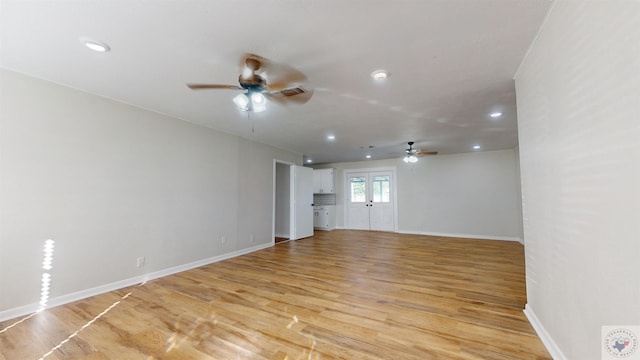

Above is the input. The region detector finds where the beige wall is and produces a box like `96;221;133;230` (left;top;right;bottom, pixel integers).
515;1;640;358
0;69;300;319
315;148;524;240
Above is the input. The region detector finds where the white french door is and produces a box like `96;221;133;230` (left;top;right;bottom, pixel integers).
346;170;395;231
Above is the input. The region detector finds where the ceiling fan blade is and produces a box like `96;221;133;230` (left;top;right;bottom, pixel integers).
265;68;308;90
267;87;313;104
239;53;268;81
240;53;266;71
187;84;243;90
416;150;438;156
240;53;308;89
264;92;288;105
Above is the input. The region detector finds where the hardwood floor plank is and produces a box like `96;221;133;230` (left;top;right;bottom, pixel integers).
0;230;551;359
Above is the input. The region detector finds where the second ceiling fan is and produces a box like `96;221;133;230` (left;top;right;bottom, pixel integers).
403;141;437;163
186;53;313;112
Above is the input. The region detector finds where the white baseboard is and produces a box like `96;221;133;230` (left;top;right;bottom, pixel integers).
398;230;522;242
274;233;290;238
331;228;521;242
0;242;272;323
0;303;38;324
313;227;335;231
523;304;567;360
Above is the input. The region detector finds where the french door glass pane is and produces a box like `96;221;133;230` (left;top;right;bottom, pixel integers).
372;175;390;203
350;176;366;202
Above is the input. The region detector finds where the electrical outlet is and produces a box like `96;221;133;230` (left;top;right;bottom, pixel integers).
221;235;226;244
136;256;145;268
250;233;255;242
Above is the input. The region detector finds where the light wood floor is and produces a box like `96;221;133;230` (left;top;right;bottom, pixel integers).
0;230;550;359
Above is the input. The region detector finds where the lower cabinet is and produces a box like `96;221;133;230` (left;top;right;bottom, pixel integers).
313;205;335;230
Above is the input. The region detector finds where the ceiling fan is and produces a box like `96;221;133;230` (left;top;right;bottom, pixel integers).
186;53;313;112
403;141;437;163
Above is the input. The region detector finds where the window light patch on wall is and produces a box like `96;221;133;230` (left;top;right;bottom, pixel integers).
39;239;55;311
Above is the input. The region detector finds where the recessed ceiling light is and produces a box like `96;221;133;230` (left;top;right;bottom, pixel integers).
306;159;313;163
490;112;503;118
82;39;110;52
366;155;372;159
371;69;389;80
473;145;481;150
327;135;336;141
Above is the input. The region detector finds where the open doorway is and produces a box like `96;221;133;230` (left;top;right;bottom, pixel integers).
273;160;314;244
274;161;291;243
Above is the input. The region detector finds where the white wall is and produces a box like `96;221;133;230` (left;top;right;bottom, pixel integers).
513;146;524;241
0;69;300;319
316;149;523;240
515;1;640;359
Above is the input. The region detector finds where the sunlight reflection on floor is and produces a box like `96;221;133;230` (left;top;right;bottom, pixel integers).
38;292;132;360
0;312;38;334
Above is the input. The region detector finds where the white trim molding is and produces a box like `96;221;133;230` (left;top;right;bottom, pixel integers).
0;242;272;323
514;0;558;80
272;158;296;246
523;304;567;360
398;230;522;242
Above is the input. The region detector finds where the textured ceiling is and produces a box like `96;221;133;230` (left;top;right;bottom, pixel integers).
0;0;552;164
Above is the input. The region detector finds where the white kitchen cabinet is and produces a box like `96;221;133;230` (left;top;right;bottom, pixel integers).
313;205;335;230
313;168;335;193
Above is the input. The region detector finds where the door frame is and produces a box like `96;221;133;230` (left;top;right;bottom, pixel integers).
343;166;399;232
272;159;294;244
272;160;315;244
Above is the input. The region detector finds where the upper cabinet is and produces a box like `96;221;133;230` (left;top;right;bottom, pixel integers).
313;168;335;193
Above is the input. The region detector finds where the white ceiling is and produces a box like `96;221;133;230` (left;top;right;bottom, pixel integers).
0;0;552;164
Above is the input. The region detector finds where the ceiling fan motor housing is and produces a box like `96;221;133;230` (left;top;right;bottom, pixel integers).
238;74;266;91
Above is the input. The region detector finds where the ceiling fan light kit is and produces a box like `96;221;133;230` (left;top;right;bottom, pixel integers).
233;92;267;112
251;92;267;112
233;93;250;110
403;154;418;163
